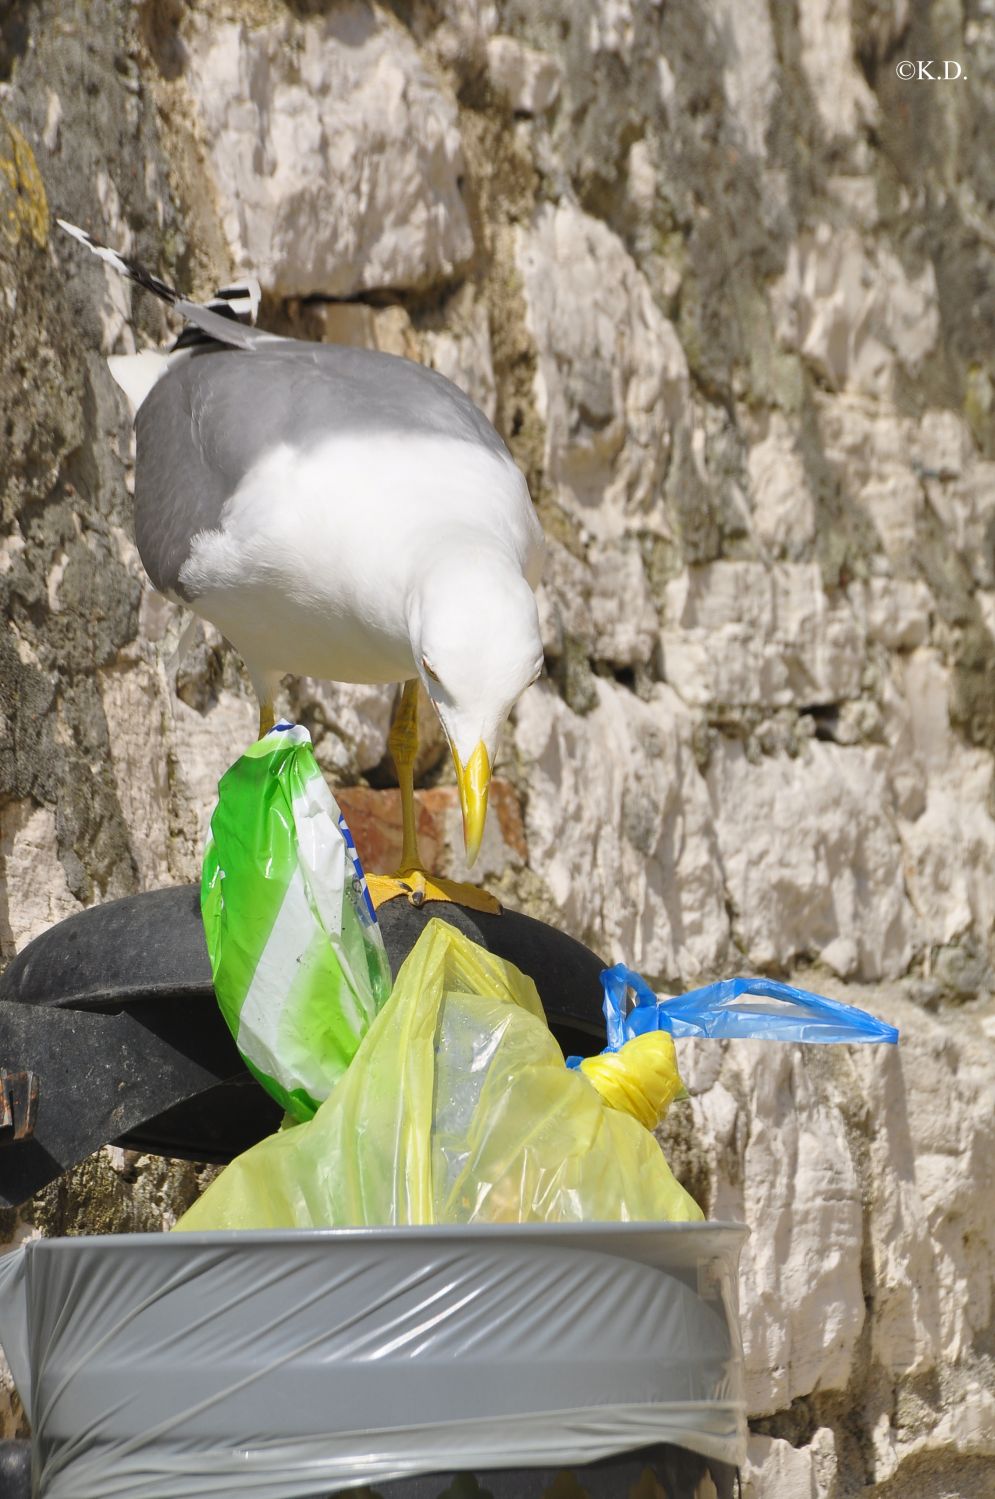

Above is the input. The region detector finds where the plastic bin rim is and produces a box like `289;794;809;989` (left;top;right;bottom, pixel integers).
22;1220;749;1253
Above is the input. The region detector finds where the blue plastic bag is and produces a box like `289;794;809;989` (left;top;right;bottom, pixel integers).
597;966;899;1048
565;966;899;1063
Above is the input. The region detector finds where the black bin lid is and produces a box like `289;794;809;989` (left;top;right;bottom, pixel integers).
0;887;608;1206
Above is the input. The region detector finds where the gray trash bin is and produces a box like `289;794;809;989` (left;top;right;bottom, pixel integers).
0;1222;747;1499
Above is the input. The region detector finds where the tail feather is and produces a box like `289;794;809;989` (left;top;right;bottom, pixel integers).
56;218;274;353
171;296;274;350
205;281;261;321
171;278;261;350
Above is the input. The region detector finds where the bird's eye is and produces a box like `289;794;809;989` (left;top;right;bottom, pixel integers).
422;656;441;684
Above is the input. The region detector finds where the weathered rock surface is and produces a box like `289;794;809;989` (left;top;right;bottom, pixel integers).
660;562;864;710
516;198;689;538
182;3;473;296
2;1;995;1492
515;679;730;984
772;226;939;400
706;737;915;981
485;35;561;117
676;982;995;1496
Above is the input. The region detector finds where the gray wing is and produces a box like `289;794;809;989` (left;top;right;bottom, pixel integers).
134;342;512;599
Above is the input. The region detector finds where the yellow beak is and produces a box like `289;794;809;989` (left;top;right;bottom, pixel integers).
453;741;490;868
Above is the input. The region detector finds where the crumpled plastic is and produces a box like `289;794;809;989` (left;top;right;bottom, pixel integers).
202;722;392;1123
578;1030;689;1129
599;965;900;1046
177;919;703;1231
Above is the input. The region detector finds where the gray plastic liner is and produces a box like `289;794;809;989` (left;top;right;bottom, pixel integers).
0;1222;748;1499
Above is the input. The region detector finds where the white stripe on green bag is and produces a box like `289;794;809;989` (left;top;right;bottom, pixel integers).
202;723;392;1121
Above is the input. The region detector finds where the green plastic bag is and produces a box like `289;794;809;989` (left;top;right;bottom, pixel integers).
203;722;391;1122
177;918;702;1230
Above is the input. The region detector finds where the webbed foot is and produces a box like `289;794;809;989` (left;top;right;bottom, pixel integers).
366;867;501;914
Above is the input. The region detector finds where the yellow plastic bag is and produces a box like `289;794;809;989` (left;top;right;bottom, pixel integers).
578;1030;690;1129
176;920;702;1229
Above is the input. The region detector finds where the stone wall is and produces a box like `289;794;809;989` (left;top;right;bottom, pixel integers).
1;1;994;1492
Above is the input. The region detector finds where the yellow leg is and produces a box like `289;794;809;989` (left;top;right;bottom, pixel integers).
366;680;500;915
258;701;275;738
389;678;421;873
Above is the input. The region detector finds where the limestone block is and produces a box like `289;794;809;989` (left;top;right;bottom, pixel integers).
711;0;778;158
588;542;659;666
738;1051;863;1408
95;618;261;890
868;578;931;650
915;407;974;480
485;36;561;116
306;301;420;361
306;303;378;351
92;169;136;356
876;672;926;823
746;414;817;557
855;1039;942;1383
513;679;730;981
923;460;995;588
660;562;864;708
535;539;592;658
516;202;689;538
691;1042;864;1412
623;138;660;227
742;1429;838;1498
538;538;657;667
827;173;879;227
706;738;914;979
860;466;924;567
816;394;912;472
290;677;395;782
816;396;925;563
182;5;473;296
847;576;932;649
98;661;173;890
798;0;879;140
295;672;448;788
851;996;995;1400
587;0;638;61
436;1;498;45
978;589;995;642
895;651;995;951
167;688;259;884
684;984;995;1429
0;800;83;957
656;53;677;114
901;649;960;780
421;299;498;422
871;1377;995;1484
773;228;938;398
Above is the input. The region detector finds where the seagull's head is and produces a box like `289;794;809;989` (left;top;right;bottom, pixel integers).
410;556;543;867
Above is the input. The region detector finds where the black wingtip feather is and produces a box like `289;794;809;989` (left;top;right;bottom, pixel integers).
58;219;265;353
57;218;180;306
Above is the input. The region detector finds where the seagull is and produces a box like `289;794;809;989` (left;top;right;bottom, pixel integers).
58;220;545;910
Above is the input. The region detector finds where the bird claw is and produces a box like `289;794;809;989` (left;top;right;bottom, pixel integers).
395;876;426;908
